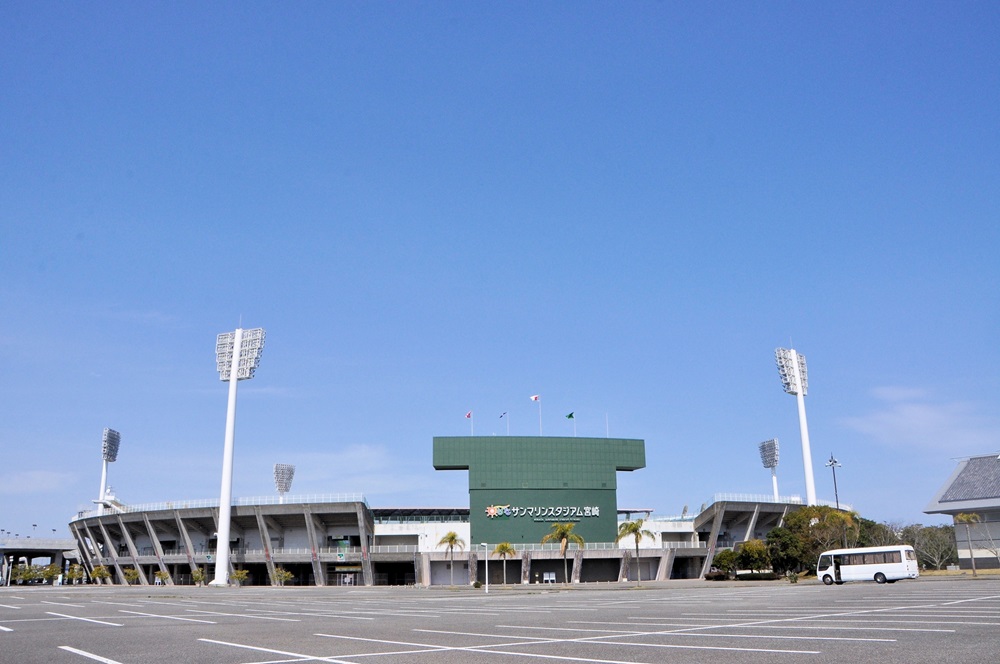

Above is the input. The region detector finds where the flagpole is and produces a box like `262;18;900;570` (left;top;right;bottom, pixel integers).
471;411;474;436
530;395;541;435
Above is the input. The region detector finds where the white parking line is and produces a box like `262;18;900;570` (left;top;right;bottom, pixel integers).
58;646;124;663
198;637;358;663
46;612;123;627
42;600;87;608
0;604;21;610
319;629;821;657
0;625;12;632
506;623;894;643
91;600;145;608
119;610;217;623
185;609;299;621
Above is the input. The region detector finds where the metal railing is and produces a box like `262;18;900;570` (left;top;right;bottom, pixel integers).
706;493;851;511
72;493;369;521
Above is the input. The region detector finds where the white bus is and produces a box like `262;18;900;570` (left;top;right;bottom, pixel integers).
816;545;919;585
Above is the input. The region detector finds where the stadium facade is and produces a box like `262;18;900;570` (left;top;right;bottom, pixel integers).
63;436;814;586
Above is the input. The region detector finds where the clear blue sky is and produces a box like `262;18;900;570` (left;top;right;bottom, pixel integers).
2;2;998;539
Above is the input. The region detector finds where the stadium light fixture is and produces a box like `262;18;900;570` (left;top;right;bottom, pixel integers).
274;463;295;503
97;428;121;515
775;347;817;506
758;438;780;501
210;327;266;587
825;454;842;510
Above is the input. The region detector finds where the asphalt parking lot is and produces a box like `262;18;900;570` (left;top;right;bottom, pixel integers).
2;577;999;663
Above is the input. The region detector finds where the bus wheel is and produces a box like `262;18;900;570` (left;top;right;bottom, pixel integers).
874;573;887;584
822;575;834;585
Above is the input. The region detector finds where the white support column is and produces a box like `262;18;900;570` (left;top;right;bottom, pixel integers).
211;327;243;587
795;389;817;506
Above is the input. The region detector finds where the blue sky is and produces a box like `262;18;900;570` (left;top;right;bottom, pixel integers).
2;2;998;539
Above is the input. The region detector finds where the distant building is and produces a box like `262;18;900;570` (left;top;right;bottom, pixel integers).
925;453;1000;570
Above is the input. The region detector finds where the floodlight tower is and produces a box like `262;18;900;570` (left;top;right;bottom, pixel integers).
274;464;295;503
210;327;265;587
775;347;817;506
758;438;780;501
97;428;121;515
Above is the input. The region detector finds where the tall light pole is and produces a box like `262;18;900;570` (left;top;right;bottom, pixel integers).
274;464;295;504
825;454;842;510
758;438;780;501
210;326;265;587
481;542;489;594
97;428;121;515
775;348;817;506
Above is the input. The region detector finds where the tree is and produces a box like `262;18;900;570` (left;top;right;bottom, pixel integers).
493;542;517;585
615;519;655;585
231;569;249;587
191;566;206;586
41;564;62;584
154;570;171;585
976;520;1000;568
123;567;141;585
955;513;981;577
901;524;956;570
736;539;770;574
273;567;294;586
11;564;40;584
542;522;584;584
766;527;807;575
711;549;738;579
65;564;86;585
858;518;901;547
437;531;466;586
784;506;860;569
91;565;111;582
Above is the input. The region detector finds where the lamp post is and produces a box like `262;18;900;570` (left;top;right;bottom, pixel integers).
210;327;266;587
775;348;817;506
97;428;121;515
481;542;489;594
758;439;780;501
274;464;295;504
826;454;842;510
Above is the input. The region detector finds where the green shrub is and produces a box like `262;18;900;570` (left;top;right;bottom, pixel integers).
735;572;782;581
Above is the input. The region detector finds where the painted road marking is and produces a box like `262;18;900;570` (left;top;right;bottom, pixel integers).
199;637;357;663
46;612;122;627
58;646;124;663
185;609;300;621
118;610;217;623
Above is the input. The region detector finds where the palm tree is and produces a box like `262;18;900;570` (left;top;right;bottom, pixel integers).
493;542;517;585
542;522;584;584
615;519;655;585
955;513;981;577
437;531;466;586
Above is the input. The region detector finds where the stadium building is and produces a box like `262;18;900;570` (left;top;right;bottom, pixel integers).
62;435;814;586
